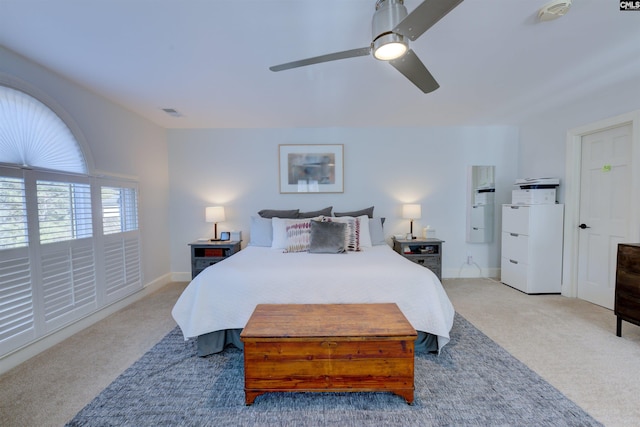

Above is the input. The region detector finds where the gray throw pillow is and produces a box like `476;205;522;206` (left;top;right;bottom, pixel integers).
258;209;299;219
309;220;347;253
334;206;374;218
298;206;333;218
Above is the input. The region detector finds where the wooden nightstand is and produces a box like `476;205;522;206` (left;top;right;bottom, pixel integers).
392;237;444;280
188;240;241;279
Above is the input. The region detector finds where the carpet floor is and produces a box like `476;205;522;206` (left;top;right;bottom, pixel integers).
66;314;601;426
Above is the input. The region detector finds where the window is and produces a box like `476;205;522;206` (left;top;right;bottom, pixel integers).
37;180;93;244
0;86;86;174
0;176;28;249
0;85;142;358
101;186;138;235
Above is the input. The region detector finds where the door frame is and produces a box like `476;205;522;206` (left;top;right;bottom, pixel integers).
563;110;640;298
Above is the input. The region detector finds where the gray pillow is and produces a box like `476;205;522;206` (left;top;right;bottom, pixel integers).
334;206;374;218
309;220;347;253
298;206;333;218
258;209;299;219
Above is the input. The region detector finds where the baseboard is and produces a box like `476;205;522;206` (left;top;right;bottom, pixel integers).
0;273;173;375
443;267;500;279
172;271;192;282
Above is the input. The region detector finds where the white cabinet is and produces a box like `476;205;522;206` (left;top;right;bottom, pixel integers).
469;204;493;243
501;204;564;294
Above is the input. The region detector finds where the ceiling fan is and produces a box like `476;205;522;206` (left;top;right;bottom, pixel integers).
269;0;464;93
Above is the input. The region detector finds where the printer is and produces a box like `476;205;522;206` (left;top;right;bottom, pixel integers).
512;178;559;205
514;178;560;189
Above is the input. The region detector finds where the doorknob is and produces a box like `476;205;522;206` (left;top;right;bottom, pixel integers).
578;223;591;229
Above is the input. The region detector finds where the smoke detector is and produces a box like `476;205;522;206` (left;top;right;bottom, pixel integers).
538;0;572;21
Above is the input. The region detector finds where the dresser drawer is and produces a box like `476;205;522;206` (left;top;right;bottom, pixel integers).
406;255;440;274
501;256;528;293
501;231;529;262
470;226;490;242
195;258;221;270
502;205;530;235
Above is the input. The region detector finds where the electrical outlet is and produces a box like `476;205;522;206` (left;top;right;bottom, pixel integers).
467;255;473;264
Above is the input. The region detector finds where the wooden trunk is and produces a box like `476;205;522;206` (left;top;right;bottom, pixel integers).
240;303;417;405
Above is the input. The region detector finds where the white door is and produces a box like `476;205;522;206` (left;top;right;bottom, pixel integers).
577;124;632;308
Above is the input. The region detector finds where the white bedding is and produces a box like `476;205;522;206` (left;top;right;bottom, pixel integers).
172;245;455;350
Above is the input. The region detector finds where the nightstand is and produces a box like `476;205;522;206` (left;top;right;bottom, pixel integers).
392;237;444;280
189;240;241;279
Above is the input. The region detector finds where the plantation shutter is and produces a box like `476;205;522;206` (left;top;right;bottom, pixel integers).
0;172;35;351
0;87;143;359
101;184;141;302
36;175;96;331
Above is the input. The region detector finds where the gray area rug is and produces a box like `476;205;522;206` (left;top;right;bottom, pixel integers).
66;314;601;426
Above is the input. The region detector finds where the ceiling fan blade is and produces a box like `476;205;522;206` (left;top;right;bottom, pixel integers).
394;0;464;41
389;49;439;93
270;47;371;72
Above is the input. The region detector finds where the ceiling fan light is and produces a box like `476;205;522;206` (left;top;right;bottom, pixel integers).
373;33;408;61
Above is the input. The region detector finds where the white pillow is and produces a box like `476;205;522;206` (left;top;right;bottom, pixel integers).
358;215;371;247
369;217;386;245
248;216;272;247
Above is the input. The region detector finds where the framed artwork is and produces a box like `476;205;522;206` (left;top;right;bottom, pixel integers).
279;144;344;193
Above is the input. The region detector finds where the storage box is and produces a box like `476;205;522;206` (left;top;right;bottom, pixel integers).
240;303;416;405
512;189;556;205
204;248;224;257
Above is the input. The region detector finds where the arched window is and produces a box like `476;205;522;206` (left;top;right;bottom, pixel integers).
0;85;87;174
0;84;141;360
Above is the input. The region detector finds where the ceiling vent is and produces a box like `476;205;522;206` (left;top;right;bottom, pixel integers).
161;108;183;117
538;0;572;21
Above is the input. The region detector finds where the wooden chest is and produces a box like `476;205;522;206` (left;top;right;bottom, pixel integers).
239;303;417;405
615;243;640;336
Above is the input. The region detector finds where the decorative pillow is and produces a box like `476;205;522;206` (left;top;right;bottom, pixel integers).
324;215;369;251
284;220;313;253
369;217;386;246
272;217;306;248
309;220;346;253
334;206;374;218
248;216;273;247
258;208;299;219
298;206;333;218
272;217;324;249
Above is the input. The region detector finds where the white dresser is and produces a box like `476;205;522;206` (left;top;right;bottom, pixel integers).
501;204;564;294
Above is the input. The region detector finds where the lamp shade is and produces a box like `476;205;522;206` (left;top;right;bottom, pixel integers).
402;204;422;220
205;206;226;223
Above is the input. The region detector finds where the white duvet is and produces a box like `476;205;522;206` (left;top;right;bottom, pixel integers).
172;245;455;349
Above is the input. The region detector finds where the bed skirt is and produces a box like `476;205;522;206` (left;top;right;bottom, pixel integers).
196;329;439;356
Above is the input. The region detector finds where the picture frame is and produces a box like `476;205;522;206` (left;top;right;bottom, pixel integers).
279;144;344;193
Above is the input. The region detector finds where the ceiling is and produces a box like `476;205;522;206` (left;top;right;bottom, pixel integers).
1;0;639;129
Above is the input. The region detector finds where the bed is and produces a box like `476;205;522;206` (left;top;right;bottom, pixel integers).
172;212;455;356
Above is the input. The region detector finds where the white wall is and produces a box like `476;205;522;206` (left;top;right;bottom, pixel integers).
0;46;171;287
167;126;519;278
518;73;640;203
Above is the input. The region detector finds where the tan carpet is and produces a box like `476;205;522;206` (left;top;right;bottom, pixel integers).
1;279;639;426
